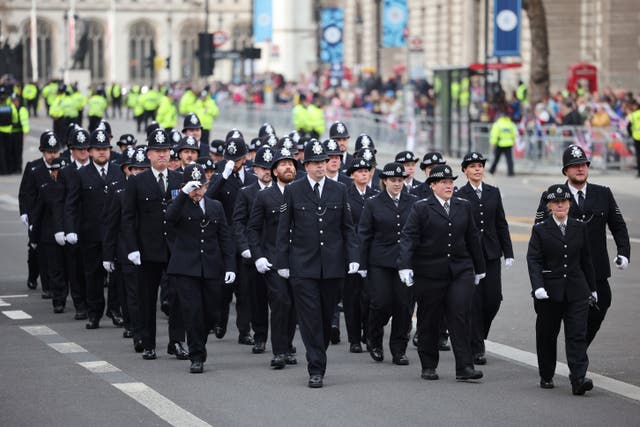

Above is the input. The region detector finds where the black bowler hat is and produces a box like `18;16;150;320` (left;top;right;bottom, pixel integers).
169;129;183;146
355;133;376;153
64;123;80;146
253;146;275;169
89;129;111;149
117;134;137;147
147;128;170;150
303;139;329;163
39;131;60;152
329;121;350;139
177;135;200;153
346;157;373;176
271;146;298;171
426;164;458;184
169;147;179;160
225;128;244;142
70;128;90;149
395;150;418;164
145;121;161;138
276;136;298;154
545;184;572;201
379;162;408;179
224;137;248;161
210;139;225;156
96;120;112;138
196;156;216;171
562;145;590;174
323;138;341;156
119;145;136;169
130;147;150;169
461;151;487;170
261;133;279;148
182;163;208;185
354;147;377;165
420;152;446;170
183;113;202;131
258;122;276;139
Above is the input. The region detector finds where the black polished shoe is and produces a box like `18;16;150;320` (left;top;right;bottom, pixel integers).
122;329;134;339
412;332;419;348
473;353;487;365
74;310;88;320
288;345;297;355
252;341;266;354
421;368;439;380
27;279;37;290
369;347;384;362
284;353;297;365
41;291;52;299
133;339;144;353
438;337;450;351
308;374;323;388
53;305;65;314
142;349;157;360
85;319;100;329
213;326;226;339
456;367;483;381
571;377;593;396
238;334;255;345
106;311;125;328
392;354;410;366
330;327;341;344
540;378;555;389
271;354;286;369
349;343;363;353
189;361;204;374
167;342;189;360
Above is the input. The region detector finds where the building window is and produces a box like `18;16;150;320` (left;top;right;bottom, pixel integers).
129;20;155;82
180;20;202;80
73;19;105;80
22;19;53;81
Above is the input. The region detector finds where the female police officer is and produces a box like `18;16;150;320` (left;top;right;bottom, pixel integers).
527;184;596;395
166;163;236;373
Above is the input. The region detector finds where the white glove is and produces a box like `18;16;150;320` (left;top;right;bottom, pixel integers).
54;232;66;246
102;261;115;273
505;258;514;269
127;251;141;266
591;291;598;303
222;160;235;179
534;288;549;300
357;270;367;278
398;269;414;287
614;255;629;270
20;214;28;227
225;271;236;284
277;269;290;279
181;180;202;194
255;257;272;274
348;262;360;274
65;233;78;245
241;249;252;259
474;273;486;285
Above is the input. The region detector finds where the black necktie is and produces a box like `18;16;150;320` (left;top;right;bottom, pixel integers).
100;167;106;181
393;197;399;208
314;182;320;200
475;188;482;199
577;190;585;208
158;172;166;194
559;222;566;236
443;201;450;216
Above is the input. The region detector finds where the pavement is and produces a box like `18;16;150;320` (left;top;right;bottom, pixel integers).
1;113;639;426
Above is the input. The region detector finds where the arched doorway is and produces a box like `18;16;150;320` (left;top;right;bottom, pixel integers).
129;20;155;83
73;19;105;80
22;18;53;81
179;20;202;81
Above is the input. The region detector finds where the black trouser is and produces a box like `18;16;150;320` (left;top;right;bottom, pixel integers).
534;298;589;382
201;129;210;146
173;274;221;363
64;244;86;311
264;270;296;355
0;132;11;175
290;277;342;376
88;116;102;133
9;133;23;174
139;262;164;349
343;273;367;345
112;98;122;118
367;266;412;355
42;242;66;308
27;242;39;286
109;263;127;323
121;263;141;339
414;271;475;372
489;146;514;176
27;99;38;117
166;273;186;344
216;256;252;336
36;240;50;293
586;278;612;345
81;241;106;322
634;140;640;176
470;258;502;355
135;114;143;132
251;268;269;344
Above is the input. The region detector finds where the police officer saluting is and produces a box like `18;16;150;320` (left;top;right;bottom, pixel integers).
276;139;359;388
167;163;236;373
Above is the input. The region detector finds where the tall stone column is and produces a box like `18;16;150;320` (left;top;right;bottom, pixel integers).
271;0;316;80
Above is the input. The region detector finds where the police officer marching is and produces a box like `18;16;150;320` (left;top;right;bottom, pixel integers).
394;151;422;191
411;152;446;200
328;121;352;173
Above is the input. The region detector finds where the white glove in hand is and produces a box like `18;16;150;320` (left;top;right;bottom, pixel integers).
181;180;202;194
398;269;414;286
534;288;549;300
225;271;236;284
241;249;252;259
591;291;598;302
20;214;28;227
255;257;272;274
54;232;66;246
277;269;290;279
65;233;78;245
505;258;514;269
474;273;486;285
127;251;141;266
222;160;235;179
357;270;367;278
102;261;115;273
614;255;629;270
348;262;360;274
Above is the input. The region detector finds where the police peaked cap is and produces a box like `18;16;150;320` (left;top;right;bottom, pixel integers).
210;139;225;155
253;146;275;169
39;130;60;152
379;162;408;179
183;113;202;131
329;121;350;139
426;164;458;183
545;184;572;201
303;139;329;163
420;152;446;170
461;152;487;170
117;134;137;147
196;156;216;171
561;145;590;174
89;129;111;149
346;157;373;176
395;151;418;164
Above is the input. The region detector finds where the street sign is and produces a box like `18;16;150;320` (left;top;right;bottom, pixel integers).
409;37;423;52
213;51;242;60
212;31;229;48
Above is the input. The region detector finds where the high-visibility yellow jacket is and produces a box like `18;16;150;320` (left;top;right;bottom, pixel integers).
628;109;640;141
490;116;517;148
194;97;219;131
0;99;18;134
179;90;196;115
22;84;38;101
156;95;178;129
306;104;325;136
292;104;308;131
12;105;30;134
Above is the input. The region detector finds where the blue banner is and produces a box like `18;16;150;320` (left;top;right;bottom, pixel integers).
253;0;272;43
321;8;344;82
382;0;407;48
494;0;521;57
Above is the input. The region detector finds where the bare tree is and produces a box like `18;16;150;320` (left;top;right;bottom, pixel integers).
523;0;550;105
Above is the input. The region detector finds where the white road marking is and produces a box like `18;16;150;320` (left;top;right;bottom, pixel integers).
2;310;32;319
113;382;212;427
0;298;9;307
0;294;29;298
48;342;88;353
20;325;57;336
78;361;121;373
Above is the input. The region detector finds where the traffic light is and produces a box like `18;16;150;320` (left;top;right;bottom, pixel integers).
198;32;215;76
165;56;171;70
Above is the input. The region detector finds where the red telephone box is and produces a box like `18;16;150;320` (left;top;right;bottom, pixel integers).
566;63;598;93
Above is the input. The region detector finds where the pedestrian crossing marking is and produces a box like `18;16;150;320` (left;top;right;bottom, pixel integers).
20;325;56;336
2;310;32;319
48;342;88;353
78;361;121;373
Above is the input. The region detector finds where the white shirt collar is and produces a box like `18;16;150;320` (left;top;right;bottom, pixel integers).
258;180;271;190
552;216;567;227
434;194;450;208
236;167;246;183
94;162;108;175
387;191;400;202
277;182;286;194
567;182;586;200
307;175;326;195
326;171;339;181
151;167;167;179
75;159;90;168
198;198;205;213
42;157;53;169
472;182;483;192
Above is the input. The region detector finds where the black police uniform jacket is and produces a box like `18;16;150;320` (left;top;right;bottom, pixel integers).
166;192;236;279
346;184;379;231
456;182;513;261
64;161;124;243
206;169;258;225
410;181;433;200
103;180;129;264
232;182;261;256
397;196;485;282
121;168;182;263
276;178;359;279
340;153;354;175
359;191;417;269
535;182;630;280
28;166;65;244
18;158;45;216
526;217;596;302
246;184;288;262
